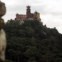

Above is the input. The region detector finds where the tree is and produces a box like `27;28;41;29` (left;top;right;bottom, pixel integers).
4;20;62;62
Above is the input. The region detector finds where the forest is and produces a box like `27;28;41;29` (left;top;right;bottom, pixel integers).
3;19;62;62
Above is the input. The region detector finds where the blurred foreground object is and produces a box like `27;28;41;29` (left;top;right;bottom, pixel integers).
0;0;6;61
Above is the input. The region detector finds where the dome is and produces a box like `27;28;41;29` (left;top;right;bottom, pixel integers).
0;1;6;17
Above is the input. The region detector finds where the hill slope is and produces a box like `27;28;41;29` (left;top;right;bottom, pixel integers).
4;20;62;62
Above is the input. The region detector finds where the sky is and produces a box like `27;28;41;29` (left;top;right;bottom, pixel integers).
2;0;62;33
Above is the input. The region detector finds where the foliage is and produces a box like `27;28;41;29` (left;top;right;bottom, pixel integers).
4;19;62;62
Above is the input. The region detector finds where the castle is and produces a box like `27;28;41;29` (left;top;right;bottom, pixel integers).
15;6;41;21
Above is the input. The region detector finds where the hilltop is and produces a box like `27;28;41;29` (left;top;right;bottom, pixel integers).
4;19;62;62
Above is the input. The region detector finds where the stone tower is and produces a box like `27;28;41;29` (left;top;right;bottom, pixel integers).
26;6;31;18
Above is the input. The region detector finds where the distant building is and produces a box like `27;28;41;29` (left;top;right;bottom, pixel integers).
15;6;41;21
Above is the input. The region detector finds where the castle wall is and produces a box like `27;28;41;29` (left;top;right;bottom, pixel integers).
15;6;41;21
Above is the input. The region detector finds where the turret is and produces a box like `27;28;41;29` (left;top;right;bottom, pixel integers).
26;6;31;18
34;11;41;21
26;6;31;14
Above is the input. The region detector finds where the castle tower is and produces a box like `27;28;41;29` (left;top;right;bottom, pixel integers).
26;6;31;18
34;11;40;21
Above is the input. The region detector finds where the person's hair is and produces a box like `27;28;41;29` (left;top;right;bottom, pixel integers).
0;58;4;62
0;18;4;29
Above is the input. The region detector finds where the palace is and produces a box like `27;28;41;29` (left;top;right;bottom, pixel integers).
15;6;41;21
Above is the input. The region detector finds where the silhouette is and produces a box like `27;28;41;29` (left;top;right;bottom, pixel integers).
0;1;6;61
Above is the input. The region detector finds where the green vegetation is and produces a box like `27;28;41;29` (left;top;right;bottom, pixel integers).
4;19;62;62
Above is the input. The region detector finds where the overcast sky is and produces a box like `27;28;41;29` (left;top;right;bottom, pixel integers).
2;0;62;33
